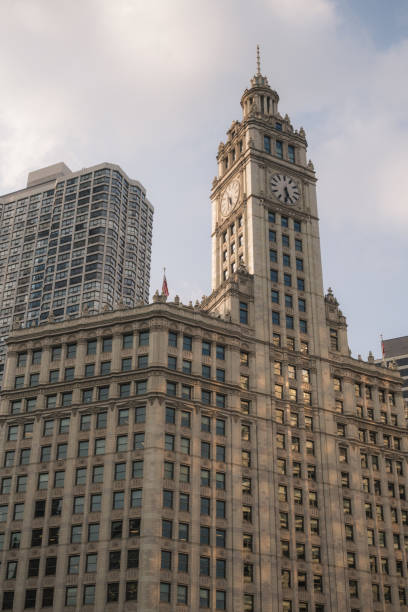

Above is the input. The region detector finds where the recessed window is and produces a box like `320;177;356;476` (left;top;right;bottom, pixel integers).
14;375;24;389
102;337;112;352
285;294;293;308
122;333;133;349
122;357;132;371
87;340;97;355
264;135;271;153
168;331;178;347
239;302;248;324
66;344;76;359
100;361;111;375
276;140;283;159
139;330;149;346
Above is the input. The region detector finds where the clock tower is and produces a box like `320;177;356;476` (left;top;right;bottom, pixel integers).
208;49;338;361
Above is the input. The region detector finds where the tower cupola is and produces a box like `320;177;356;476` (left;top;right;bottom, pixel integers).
240;46;279;119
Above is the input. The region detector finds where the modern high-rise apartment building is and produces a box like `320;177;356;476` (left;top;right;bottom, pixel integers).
0;162;153;382
0;64;407;611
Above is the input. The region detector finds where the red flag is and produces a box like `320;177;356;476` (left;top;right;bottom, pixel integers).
162;271;169;297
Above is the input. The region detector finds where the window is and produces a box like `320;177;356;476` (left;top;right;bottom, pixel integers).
216;368;225;382
181;358;192;375
163;489;173;509
122;332;133;349
180;411;191;428
201;497;210;515
216;500;226;519
89;493;102;512
83;585;95;605
284;273;291;287
349;580;358;598
100;361;111;375
62;391;72;406
167;330;178;347
162;519;173;539
89;465;103;484
135;405;145;423
168;355;177;370
276;140;283;158
133;432;144;450
51;346;62;361
297;278;305;293
98;386;109;400
178;522;189;542
179;493;189;512
264;135;271;153
121;357;132;372
330;328;338;350
201;469;210;487
240;301;248;324
107;583;119;603
73;496;84;514
137;354;148;369
112;489;124;510
216;590;226;610
110;520;123;539
343;497;352;516
14;375;24;389
108;551;121;571
182;335;192;351
128;549;139;569
165;433;175;451
94;438;105;455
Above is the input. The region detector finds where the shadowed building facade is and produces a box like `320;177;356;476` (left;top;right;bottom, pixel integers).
0;65;407;611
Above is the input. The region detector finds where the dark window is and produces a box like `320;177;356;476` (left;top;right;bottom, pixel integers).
240;302;248;324
183;335;192;351
139;330;149;346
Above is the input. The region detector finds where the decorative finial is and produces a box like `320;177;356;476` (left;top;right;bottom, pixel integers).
256;45;261;76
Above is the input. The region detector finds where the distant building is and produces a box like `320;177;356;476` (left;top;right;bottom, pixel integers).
378;336;408;402
0;162;153;382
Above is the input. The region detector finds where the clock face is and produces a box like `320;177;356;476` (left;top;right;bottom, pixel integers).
270;174;300;205
221;179;240;216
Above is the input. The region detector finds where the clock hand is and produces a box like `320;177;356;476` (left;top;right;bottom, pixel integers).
284;186;289;202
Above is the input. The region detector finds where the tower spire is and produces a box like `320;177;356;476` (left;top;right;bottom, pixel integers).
256;44;261;76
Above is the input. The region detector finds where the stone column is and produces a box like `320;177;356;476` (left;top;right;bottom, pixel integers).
137;397;164;611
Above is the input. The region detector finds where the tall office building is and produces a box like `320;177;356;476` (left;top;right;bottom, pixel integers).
0;162;153;382
0;64;407;611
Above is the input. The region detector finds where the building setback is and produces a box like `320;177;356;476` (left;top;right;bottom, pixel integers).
0;162;153;383
0;65;407;611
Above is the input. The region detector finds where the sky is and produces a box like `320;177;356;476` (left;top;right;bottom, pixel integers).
0;0;407;359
